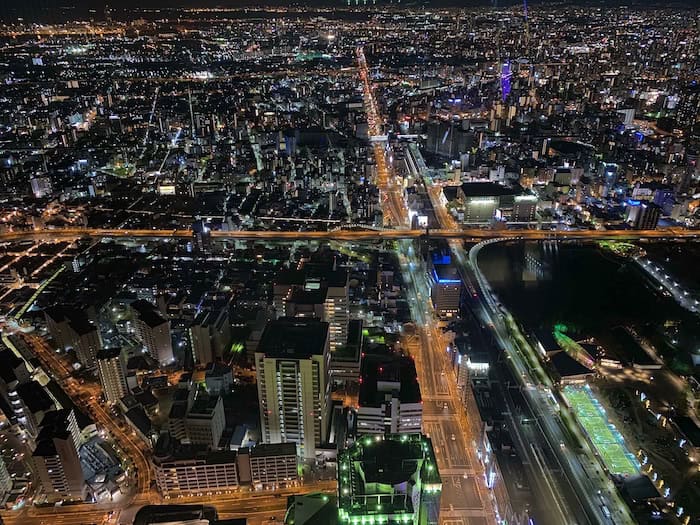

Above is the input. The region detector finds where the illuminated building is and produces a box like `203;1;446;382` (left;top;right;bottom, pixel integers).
153;436;299;497
285;492;338;525
96;347;129;404
456;182;522;223
676;83;700;129
625;200;662;230
255;318;330;460
429;264;461;319
500;61;512;102
274;265;349;354
356;353;422;435
337;434;441;525
243;443;299;489
130;300;174;366
31;409;84;503
511;194;538;222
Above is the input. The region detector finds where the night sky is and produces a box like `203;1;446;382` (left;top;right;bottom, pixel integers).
0;0;696;21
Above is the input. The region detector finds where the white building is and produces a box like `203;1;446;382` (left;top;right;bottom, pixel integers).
130;300;174;366
96;347;129;403
255;319;330;460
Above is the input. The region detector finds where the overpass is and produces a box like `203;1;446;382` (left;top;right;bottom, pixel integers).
0;226;697;243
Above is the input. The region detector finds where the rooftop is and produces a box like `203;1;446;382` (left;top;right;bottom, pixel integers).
258;318;329;359
359;353;421;407
460;182;519;197
337;434;441;522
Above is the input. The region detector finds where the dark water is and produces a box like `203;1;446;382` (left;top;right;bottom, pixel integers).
478;241;700;372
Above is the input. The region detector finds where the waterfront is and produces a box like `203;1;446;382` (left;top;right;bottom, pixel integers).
478;240;700;376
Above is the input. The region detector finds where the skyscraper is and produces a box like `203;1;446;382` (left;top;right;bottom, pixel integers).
31;409;84;503
96;347;129;404
255;318;330;460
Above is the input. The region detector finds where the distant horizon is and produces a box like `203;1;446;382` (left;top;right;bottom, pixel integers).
0;0;697;18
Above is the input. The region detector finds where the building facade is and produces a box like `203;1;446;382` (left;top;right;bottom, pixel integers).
96;347;129;403
256;318;330;460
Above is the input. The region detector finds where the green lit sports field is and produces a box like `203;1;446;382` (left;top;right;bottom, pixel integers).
562;385;640;477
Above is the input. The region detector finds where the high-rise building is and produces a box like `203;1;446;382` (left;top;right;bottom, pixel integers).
626;200;662;230
96;347;129;404
130;300;174;366
337;434;442;525
677;83;700;129
356;353;422;435
273;264;349;353
189;308;231;366
255;318;330;460
44;306;103;368
429;264;462;320
31;409;84;503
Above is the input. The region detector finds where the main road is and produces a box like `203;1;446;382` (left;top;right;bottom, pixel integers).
0;225;696;243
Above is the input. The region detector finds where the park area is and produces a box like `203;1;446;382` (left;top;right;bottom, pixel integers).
562;384;640;477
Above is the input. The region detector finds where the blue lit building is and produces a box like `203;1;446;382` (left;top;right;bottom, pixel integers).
625;200;662;230
429;264;461;320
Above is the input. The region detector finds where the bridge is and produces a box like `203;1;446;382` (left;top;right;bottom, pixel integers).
0;226;698;243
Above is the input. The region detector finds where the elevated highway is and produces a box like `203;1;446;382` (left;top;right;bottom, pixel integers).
0;226;696;243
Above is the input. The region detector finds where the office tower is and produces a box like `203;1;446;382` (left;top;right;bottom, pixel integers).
189;308;231;366
273;263;349;353
356;353;422;435
96;347;129;404
429;264;462;320
44;306;103;368
255;318;330;460
31;409;84;503
337;434;442;525
626;200;662;230
130;300;174;366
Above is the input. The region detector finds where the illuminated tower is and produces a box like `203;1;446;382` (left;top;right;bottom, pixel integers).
501;62;512;102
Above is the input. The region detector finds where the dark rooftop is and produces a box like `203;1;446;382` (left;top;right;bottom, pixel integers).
359;353;421;407
257;318;329;359
460;182;518;197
